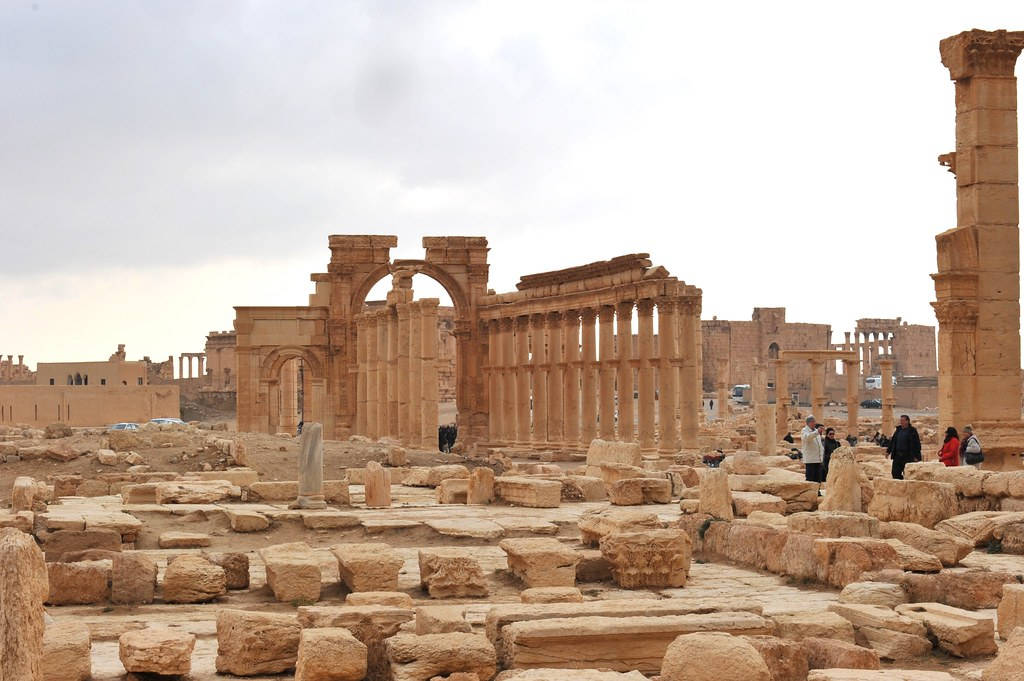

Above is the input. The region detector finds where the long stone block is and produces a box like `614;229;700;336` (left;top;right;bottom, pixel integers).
497;477;562;508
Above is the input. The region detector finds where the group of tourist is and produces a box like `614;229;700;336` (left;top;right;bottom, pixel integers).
800;413;985;484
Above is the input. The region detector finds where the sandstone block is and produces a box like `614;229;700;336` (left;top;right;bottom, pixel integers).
819;446;862;512
297;604;414;680
467;467;496;504
162;554;226;603
802;635;879;670
119;628;195;676
599;529;691;588
742;635;809;681
561;475;607;502
772;611;855;643
577;508;660;547
520;587;583;604
154;480;239;504
880;521;973;567
998;583;1024;640
809;672;954;681
813;537;903;587
415;605;472;634
158;531;211;548
499;537;580;587
295;627;368;681
0;528;48;681
496;477;562;508
47;560;110;605
437;478;468;504
855;625;933;661
662;630;771;681
227;508;270;532
934;511;1024;547
867;479;958;528
42;621;91;681
259;542;323;603
203;551;250;590
385;633;496;681
111;551;157;604
333;542;403;592
787;511;879;538
838;582;907;608
419;548;488;598
895;602;997;657
346;591;415;607
365;461;392;508
216;609;301;676
302;510;361;529
608;477;672;505
732;491;786;516
586;439;642;472
984;625;1024;681
12;475;36;512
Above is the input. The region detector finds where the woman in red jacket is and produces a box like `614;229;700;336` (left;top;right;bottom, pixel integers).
938;427;960;467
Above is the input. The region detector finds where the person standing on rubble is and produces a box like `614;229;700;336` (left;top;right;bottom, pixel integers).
800;416;824;484
886;414;921;479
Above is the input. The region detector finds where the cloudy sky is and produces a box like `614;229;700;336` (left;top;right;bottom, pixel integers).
2;1;1021;368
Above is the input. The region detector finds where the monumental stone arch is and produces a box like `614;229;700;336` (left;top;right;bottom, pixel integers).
236;234;704;452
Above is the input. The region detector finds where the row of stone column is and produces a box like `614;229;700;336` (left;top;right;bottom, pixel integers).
770;357;860;440
178;353;205;380
485;297;700;452
841;331;894;378
355;299;439;448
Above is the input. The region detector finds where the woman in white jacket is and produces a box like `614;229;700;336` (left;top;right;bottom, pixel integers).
801;416;825;483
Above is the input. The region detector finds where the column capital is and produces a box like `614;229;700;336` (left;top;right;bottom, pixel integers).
654;297;677;313
678;298;700;317
395;302;411;319
636;298;655;316
616;300;634;316
514;315;530;330
940;29;1024;80
598;304;616;320
580;307;597;323
931;300;979;330
499;317;515;331
529;312;546;327
545;310;563;327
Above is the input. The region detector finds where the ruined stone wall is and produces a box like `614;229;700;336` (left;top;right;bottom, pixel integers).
893;323;937;377
0;355;33;385
437;307;457;402
0;384;180;427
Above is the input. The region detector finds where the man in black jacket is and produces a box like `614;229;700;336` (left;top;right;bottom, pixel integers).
886;414;921;479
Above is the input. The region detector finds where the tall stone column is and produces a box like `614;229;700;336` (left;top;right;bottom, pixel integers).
844;359;859;439
809;358;826;418
678;299;699;448
934;29;1024;429
598;305;617;440
397;303;411;444
530;313;548;446
715;357;730;420
487;319;502;442
386;308;399;438
772;359;789;440
409;302;423;445
293;422;326;509
636;299;656;451
366;314;379;439
500;318;517;444
376;311;388;440
616;301;635;442
580;308;598;444
546;311;564;446
562;310;581;449
865;334;875;377
752;360;767;406
657;298;679;453
879;358;896;435
420;299;440;449
356;315;368;437
514;316;531;445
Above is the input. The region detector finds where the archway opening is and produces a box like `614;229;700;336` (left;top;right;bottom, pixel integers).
272;357;306;435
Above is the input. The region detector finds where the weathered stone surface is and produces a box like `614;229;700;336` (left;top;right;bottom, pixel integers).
880;521;973;567
333;542;403;592
158;530;211;548
905;461;991;497
119;628;196;676
302;510;361;530
295;627;368;681
586;439;642;475
934;511;1024;546
346;591;414;607
703;521;789;574
808;672;954;681
154;480;239;504
608;477;672;505
819;447;862;512
111;551;157;604
787;511;879;538
162;554;226;603
897;570;1017;610
496;671;646;681
984;625;1024;681
0;528;48;681
298;603;413;680
828;603;928;638
998;583;1024;640
883;539;943;573
365;461;392;508
561;475;606;502
732;491;786;516
426;518;504;540
42;621;91;681
497;477;562;508
467;467;495;504
203;551;250;590
895;602;996;657
419;548;488;598
699;467;733;520
867;479;958;529
662;631;771;681
499;538;580;587
838;582;907;608
521;587;583;604
415;605;472;634
227;508;270;532
47;560;110;605
742;635;808;681
260;542;322;603
12;475;36;512
385;633;496;681
41;528;121;560
855;625;933;661
772;611;856;643
801;636;879;670
216;609;301;676
503;613;771;675
577;508;661;547
599;529;691;588
813;537;903;588
404;465;471;487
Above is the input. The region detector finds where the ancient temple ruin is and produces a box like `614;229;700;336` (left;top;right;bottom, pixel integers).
235;237;703;451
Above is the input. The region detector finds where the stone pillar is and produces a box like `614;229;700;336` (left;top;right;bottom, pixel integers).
657;298;679;453
616;301;635;442
366;314;379;439
364;461;391;508
580;309;598;445
177;355;183;380
420;299;440;449
397;304;411;444
487;319;502;442
844;359;859;439
563;310;581;449
715;357;730;421
0;527;48;681
387;308;399;438
376;311;388;440
865;333;875;377
546;311;564;446
530;313;548;446
880;358;896;435
514;316;531;445
356;315;368;437
598;305;617;441
636;299;656;451
809;358;826;419
934;29;1024;428
293;422;326;509
409;303;423;446
500;318;517;444
752;360;767;406
755;404;775;455
772;359;789;441
678;299;699;448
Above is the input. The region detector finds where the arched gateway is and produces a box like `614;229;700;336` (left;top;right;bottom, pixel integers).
235;235;703;452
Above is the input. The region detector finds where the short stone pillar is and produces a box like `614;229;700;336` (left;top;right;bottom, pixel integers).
0;527;49;681
292;422;326;509
698;467;733;520
819;447;862;513
467;468;495;505
755;404;775;455
879;359;896;435
364;461;392;508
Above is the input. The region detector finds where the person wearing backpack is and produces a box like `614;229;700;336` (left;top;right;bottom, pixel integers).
961;425;983;468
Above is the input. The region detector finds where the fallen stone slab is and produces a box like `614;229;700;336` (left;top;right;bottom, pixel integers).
868;479;958;529
155;480;239;504
733;491;786;516
608;477;672;505
894;602;996;657
743;635;808;681
577;508;661;547
838;582;908;608
772;611;856;644
415;605;472;634
497;477;562;508
163;554;226;603
158;531;211;548
298;604;414;681
880;521;973;567
883;539;943;573
426;518;505;540
662;630;771;681
998;583;1024;640
226;508;270;532
496;671;646;680
808;671;955;681
521;587;584;603
787;511;880;538
301;510;361;530
47;560;110;605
